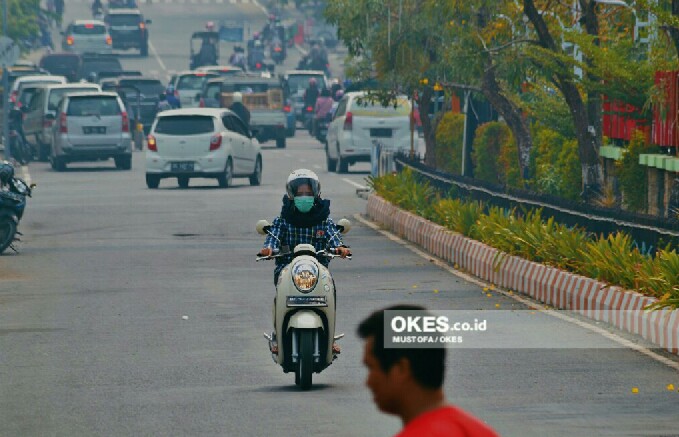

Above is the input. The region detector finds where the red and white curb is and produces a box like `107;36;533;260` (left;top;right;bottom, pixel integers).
366;194;679;355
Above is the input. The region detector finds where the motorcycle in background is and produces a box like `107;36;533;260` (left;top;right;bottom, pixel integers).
0;163;34;254
8;108;32;165
256;218;351;390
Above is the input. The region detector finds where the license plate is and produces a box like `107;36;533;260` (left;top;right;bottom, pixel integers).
170;162;194;172
83;126;106;134
286;296;327;307
370;128;392;138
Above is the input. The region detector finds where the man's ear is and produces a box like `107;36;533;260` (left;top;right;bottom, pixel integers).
389;357;412;384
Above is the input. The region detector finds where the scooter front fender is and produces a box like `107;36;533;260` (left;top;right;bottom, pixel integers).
287;311;324;331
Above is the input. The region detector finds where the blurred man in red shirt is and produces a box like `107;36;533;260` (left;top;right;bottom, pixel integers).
358;305;500;437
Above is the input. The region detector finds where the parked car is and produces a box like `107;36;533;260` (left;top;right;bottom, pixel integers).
8;75;67;107
281;70;328;123
0;65;48;101
78;54;123;82
49;91;132;171
145;108;262;189
61;20;113;55
169;70;219;108
197;77;224;108
325;91;412;173
107;76;165;134
39;53;82;82
104;8;151;56
23;83;102;160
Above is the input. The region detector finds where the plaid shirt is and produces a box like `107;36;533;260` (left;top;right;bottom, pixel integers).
264;216;345;279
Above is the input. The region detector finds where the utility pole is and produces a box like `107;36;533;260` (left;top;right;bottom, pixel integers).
2;0;9;161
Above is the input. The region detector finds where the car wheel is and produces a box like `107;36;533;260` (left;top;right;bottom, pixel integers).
249;155;262;186
217;158;233;188
325;142;336;172
146;174;160;189
50;155;66;172
114;155;132;170
335;144;348;174
177;176;190;188
276;136;286;148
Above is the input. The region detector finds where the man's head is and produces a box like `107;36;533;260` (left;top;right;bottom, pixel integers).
358;304;446;415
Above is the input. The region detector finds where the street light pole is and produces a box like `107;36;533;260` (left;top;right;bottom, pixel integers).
2;0;9;161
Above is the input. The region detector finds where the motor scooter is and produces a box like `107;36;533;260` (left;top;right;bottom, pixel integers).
256;218;351;390
0;172;34;254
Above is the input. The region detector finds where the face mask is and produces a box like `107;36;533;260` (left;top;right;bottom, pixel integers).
294;196;315;213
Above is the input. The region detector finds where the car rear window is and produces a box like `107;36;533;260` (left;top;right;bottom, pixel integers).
177;75;214;91
107;14;141;26
154;115;214;135
287;75;326;91
351;96;411;116
223;83;271;93
67;96;121;116
81;60;123;77
73;24;107;35
49;87;99;110
205;83;221;100
40;55;80;71
118;80;164;97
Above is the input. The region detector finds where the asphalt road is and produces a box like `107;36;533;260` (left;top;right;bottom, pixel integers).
1;1;679;436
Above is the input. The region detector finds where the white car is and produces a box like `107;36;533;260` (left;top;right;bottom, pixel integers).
145;108;262;189
169;71;219;109
325;91;412;173
9;74;67;106
62;20;113;55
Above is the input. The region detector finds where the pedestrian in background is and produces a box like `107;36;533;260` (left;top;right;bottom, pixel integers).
357;304;500;437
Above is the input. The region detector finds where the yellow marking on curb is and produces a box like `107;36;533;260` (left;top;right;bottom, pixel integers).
667;384;675;391
632;387;639;394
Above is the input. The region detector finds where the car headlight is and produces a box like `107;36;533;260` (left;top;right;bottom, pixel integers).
291;261;319;293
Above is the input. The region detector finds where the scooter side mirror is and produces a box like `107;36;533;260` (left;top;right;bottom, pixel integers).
337;218;351;234
256;219;271;235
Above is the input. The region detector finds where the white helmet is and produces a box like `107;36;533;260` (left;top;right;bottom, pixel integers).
286;169;321;199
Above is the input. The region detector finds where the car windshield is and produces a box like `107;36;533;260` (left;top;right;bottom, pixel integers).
118;80;165;97
205;83;221;100
67;96;121;116
49;87;99;111
287;75;325;92
154;115;214;135
351;96;411;116
107;14;141;26
177;75;211;91
72;24;107;35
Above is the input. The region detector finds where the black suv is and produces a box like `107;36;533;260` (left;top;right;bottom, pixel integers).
105;9;151;56
111;76;165;134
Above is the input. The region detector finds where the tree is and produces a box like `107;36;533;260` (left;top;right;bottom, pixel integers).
0;0;41;48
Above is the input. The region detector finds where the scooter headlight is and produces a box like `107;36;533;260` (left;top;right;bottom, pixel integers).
291;261;319;293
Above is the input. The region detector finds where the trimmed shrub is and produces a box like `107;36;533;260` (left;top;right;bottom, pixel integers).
434;112;465;175
616;130;651;212
472;122;514;185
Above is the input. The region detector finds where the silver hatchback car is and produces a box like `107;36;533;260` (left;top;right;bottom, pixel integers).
49;91;132;171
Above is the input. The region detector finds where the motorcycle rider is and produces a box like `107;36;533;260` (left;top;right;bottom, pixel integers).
258;169;350;354
313;87;333;138
0;161;14;188
258;169;351;283
165;85;181;109
229;92;250;129
229;46;246;70
91;0;103;17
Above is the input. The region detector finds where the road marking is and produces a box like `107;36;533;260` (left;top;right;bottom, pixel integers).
342;178;366;190
354;213;679;371
253;0;268;13
148;40;167;73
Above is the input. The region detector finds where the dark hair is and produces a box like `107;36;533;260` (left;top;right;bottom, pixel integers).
321;87;331;97
357;304;446;389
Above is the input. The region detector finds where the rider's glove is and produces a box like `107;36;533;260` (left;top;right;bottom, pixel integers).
258;247;273;257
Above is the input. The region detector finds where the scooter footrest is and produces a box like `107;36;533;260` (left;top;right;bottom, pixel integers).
333;333;345;341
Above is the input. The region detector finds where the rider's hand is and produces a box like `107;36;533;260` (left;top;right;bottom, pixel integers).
336;247;351;258
258;247;273;257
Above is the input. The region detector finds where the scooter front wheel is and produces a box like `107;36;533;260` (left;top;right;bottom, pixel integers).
295;330;313;390
0;214;18;254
